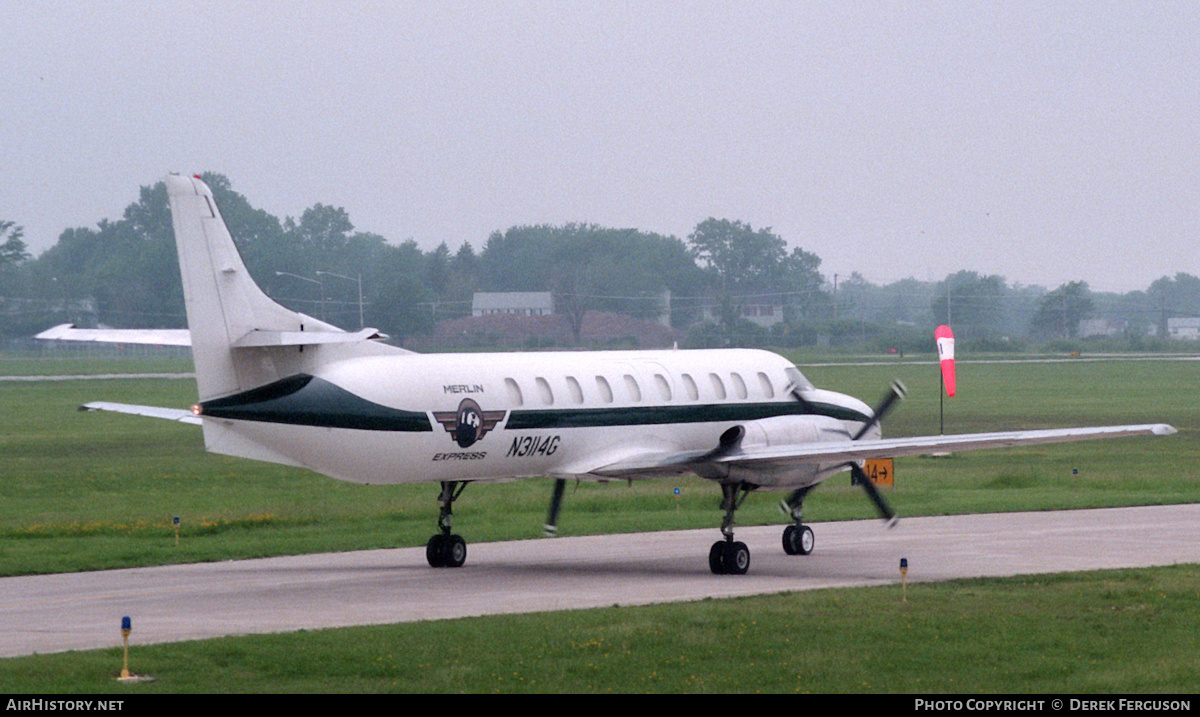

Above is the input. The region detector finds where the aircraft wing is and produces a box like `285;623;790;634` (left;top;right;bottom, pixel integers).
80;402;202;425
590;423;1176;478
36;324;192;346
37;323;397;350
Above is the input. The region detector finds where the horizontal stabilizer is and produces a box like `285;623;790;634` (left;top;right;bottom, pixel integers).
37;324;191;347
80;402;202;425
231;327;389;348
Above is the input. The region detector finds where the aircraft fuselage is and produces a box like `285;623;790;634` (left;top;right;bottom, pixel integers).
195;347;875;488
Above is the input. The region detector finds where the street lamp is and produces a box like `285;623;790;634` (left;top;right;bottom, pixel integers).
274;271;325;322
317;271;364;329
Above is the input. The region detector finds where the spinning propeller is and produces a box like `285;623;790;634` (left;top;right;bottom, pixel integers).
850;380;906;526
786;380;907;526
544;478;568;536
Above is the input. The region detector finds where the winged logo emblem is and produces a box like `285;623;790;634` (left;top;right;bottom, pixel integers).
433;398;506;448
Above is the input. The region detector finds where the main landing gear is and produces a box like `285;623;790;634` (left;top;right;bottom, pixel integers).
426;481;468;568
709;483;819;575
709;483;753;575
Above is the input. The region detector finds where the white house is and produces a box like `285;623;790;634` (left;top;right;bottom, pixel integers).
1167;317;1200;340
472;292;555;317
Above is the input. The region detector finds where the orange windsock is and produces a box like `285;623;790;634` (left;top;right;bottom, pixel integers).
935;325;956;397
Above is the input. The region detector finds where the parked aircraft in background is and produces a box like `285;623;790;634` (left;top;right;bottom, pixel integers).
39;175;1176;574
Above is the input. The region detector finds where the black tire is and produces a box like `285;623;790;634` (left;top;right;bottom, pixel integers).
782;525;799;555
709;541;727;574
426;534;446;568
725;541;751;575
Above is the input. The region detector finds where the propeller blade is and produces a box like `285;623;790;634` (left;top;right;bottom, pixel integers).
852;380;908;440
789;387;816;414
779;484;815;518
851;463;898;527
544;478;568;537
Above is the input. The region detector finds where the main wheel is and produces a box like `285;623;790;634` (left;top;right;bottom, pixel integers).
426;534;446;567
724;541;750;575
427;533;468;568
709;541;727;574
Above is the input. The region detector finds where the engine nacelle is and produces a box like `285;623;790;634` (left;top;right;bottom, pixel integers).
735;414;847;449
717;414;854;488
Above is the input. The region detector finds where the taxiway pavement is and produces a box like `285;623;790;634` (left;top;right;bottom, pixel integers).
3;503;1199;658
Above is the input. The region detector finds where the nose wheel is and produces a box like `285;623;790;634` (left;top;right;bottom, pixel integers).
782;523;815;555
780;485;816;556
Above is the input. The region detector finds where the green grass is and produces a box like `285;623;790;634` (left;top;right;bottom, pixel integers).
3;565;1199;693
1;355;1198;692
0;354;193;377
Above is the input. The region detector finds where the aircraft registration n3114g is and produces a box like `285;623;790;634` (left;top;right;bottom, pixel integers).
39;174;1177;575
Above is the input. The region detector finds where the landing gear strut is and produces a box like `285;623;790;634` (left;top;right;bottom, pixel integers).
709;482;753;575
781;486;816;556
426;481;468;568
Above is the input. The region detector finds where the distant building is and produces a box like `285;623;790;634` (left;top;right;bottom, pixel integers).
1078;319;1126;338
699;294;784;328
1167;317;1200;341
472;292;555;317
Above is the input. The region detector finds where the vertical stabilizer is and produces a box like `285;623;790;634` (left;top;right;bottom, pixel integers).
166;174;342;400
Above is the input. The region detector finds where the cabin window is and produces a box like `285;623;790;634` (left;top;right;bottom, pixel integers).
505;378;524;406
709;373;727;400
757;372;775;398
730;372;748;399
681;373;699;400
566;376;584;404
535;377;554;405
653;373;672;401
624;374;642;402
596;376;614;403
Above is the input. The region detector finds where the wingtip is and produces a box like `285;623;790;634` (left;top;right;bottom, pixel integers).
1153;424;1178;436
34;323;77;340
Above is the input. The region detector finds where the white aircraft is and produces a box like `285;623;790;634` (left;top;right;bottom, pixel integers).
39;174;1176;575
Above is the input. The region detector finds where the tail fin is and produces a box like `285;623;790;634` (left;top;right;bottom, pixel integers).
166;174;393;400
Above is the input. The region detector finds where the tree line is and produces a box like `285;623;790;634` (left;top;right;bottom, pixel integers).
2;173;1198;351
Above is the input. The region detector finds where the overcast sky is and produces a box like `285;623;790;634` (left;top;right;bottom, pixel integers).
3;1;1197;292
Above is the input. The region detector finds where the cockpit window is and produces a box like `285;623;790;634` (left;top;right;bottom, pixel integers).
784;366;814;393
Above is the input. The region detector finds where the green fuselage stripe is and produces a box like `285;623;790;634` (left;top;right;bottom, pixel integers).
199;374;433;432
198;374;870;433
505;400;867;430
